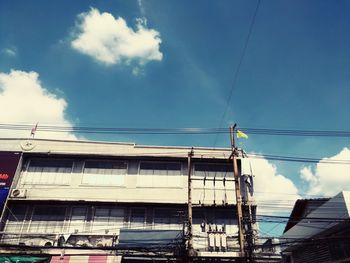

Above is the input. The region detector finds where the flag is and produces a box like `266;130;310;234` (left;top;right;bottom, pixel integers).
236;129;248;139
30;123;38;137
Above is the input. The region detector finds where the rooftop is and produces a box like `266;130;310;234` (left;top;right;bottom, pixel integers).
282;191;350;241
0;138;234;159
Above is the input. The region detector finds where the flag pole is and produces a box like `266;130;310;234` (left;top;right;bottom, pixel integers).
30;122;38;138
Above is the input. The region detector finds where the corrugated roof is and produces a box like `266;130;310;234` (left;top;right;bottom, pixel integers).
282;191;350;240
283;198;330;233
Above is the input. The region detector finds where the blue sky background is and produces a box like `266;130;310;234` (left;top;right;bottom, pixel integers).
1;0;350;235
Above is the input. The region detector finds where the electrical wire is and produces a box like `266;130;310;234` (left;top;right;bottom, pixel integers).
2;122;350;144
1;143;348;165
2;123;350;138
213;0;261;147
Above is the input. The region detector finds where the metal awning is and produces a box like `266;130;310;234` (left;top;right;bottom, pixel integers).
117;229;183;249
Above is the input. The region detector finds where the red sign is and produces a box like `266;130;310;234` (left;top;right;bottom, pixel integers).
0;174;9;180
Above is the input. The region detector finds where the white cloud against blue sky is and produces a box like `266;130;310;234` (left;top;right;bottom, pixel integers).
0;70;76;139
0;0;350;235
71;8;162;69
300;148;350;196
1;47;17;57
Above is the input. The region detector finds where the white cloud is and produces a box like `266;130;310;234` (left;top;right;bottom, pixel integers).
300;166;317;183
300;148;350;196
0;69;76;140
132;66;144;76
244;157;300;215
137;0;146;17
71;8;162;69
2;48;17;57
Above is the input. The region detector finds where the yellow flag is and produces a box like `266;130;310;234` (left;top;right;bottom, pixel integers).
237;130;248;139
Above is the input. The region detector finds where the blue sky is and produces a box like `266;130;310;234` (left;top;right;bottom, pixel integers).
1;0;350;235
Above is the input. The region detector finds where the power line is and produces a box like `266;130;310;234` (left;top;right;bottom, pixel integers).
247;153;350;164
213;0;261;148
1;123;350;137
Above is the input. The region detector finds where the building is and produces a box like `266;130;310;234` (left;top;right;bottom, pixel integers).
255;238;281;263
0;138;256;262
281;191;350;263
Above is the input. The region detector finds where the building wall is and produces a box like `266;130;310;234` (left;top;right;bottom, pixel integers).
0;139;250;258
10;156;237;205
1;153;241;254
1;201;239;252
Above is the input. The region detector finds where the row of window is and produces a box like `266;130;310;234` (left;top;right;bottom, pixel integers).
25;160;233;176
5;205;185;235
5;204;237;235
21;159;233;186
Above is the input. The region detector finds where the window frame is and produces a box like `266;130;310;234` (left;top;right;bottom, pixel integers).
128;207;146;227
67;206;88;234
193;163;233;178
153;208;183;226
4;205;28;234
138;161;182;176
28;205;67;234
137;161;183;188
22;158;73;186
91;206;125;233
81;159;128;187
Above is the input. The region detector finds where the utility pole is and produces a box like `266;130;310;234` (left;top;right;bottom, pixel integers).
230;125;245;259
231;125;256;263
187;148;196;261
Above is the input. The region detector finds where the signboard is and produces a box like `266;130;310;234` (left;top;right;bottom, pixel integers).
0;151;21;188
0;151;21;212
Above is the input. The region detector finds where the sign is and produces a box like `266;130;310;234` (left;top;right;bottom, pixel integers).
0;151;21;188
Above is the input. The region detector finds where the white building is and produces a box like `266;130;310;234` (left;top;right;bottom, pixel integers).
0;138;255;263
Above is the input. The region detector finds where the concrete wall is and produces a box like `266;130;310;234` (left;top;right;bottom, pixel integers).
10;157;237;205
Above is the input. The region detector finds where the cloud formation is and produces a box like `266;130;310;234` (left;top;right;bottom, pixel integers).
1;48;17;57
300;148;350;196
0;70;76;140
244;157;300;215
71;8;162;68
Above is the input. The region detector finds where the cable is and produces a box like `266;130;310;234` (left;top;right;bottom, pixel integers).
1;142;348;165
213;0;261;147
1;123;350;137
247;153;350;164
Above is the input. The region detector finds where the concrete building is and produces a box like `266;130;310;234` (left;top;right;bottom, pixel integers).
0;138;256;263
281;191;350;263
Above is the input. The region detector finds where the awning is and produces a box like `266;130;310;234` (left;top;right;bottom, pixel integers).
0;256;50;263
50;256;122;263
118;229;183;249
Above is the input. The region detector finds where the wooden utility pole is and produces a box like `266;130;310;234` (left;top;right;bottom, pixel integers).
230;125;245;256
187;148;195;259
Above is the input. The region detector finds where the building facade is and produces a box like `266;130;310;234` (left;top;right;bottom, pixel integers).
0;138;255;262
281;191;350;263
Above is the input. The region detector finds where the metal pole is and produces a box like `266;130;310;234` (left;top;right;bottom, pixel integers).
187;148;195;259
230;125;245;257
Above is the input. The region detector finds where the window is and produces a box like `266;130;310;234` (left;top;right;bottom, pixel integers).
129;208;146;228
194;163;233;178
140;162;181;176
4;205;27;233
23;159;73;185
154;208;183;230
138;162;182;187
192;209;237;234
82;161;127;186
29;206;66;233
92;207;125;233
214;210;237;234
68;207;87;234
